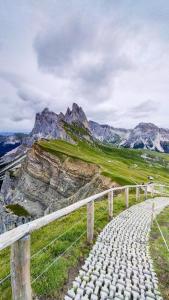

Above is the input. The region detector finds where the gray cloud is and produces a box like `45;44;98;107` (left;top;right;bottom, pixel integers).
130;100;158;114
0;71;24;89
34;17;134;102
34;18;93;72
0;1;169;131
0;71;55;111
11;115;28;122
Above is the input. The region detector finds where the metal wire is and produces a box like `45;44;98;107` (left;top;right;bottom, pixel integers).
154;216;169;253
0;274;10;286
31;231;86;284
0;216;87;285
31;209;108;284
31;216;86;259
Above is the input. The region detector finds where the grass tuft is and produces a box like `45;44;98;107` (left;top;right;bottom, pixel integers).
150;207;169;299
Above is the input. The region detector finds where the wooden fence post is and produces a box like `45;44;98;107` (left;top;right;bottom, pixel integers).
125;187;129;208
151;184;154;197
151;202;155;225
10;234;32;300
108;191;114;220
136;187;140;201
160;185;164;196
87;201;94;244
144;186;148;200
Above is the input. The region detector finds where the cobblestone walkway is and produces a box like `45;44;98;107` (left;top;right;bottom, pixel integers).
65;198;169;300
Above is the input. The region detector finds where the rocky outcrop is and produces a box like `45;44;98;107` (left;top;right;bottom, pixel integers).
2;144;114;217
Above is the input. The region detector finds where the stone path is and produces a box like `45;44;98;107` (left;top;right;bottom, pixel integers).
65;197;169;300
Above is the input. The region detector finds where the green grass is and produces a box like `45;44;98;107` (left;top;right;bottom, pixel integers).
0;192;145;299
150;207;169;299
38;139;169;186
6;204;30;217
63;121;92;140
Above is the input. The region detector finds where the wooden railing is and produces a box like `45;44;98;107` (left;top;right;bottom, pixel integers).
0;183;166;300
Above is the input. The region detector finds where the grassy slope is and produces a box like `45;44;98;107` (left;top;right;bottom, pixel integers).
150;207;169;300
0;193;145;299
38;139;169;186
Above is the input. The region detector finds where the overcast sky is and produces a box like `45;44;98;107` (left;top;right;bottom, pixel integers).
0;0;169;132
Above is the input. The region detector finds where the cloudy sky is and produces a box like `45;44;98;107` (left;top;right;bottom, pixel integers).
0;0;169;132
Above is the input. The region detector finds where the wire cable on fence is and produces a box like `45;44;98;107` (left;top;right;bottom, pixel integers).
154;216;169;253
31;212;107;284
0;274;10;286
31;230;86;284
31;206;108;284
0;215;87;285
31;215;87;259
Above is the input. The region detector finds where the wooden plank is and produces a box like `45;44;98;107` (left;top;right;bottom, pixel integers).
0;184;150;251
108;191;114;220
87;201;94;244
10;234;32;300
125;187;129;208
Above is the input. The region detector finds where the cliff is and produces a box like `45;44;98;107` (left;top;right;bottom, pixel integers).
2;143;114;217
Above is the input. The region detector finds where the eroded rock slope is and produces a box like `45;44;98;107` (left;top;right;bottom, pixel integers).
2;144;114;217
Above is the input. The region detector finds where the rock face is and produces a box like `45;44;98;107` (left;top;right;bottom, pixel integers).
89;120;130;144
31;103;89;139
122;123;169;152
31;108;67;140
65;103;89;129
2;144;114;217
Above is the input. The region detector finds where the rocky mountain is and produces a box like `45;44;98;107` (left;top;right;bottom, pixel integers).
89;120;130;144
122;122;169;152
29;104;169;153
30;107;72;142
0;103;92;166
31;103;89;139
1;103;169;168
65;103;89;129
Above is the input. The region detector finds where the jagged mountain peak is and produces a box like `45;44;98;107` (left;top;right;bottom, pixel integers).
41;107;50;114
64;102;89;129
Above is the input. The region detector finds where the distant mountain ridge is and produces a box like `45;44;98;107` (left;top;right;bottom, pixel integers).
122;122;169;152
1;103;169;165
0;133;28;158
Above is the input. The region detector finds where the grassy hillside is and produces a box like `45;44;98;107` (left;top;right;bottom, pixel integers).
38;139;169;186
